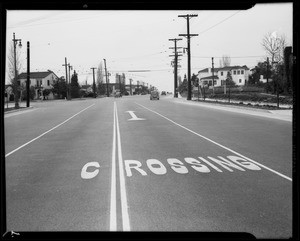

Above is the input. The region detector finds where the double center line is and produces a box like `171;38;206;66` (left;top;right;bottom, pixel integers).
110;101;130;231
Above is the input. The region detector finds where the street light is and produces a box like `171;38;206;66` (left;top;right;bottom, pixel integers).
12;33;22;109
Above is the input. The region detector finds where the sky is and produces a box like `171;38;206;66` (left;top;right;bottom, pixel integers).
5;3;293;92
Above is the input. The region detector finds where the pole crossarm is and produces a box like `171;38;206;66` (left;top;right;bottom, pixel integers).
179;34;199;37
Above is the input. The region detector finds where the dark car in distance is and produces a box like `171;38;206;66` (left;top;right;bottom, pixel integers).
150;90;159;100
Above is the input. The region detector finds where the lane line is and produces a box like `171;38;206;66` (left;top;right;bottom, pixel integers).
5;104;95;158
109;102;117;231
136;103;292;182
115;103;131;231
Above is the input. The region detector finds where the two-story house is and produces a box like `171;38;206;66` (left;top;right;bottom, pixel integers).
18;70;59;99
197;65;250;87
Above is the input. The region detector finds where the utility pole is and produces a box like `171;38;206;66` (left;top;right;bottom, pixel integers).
118;74;121;93
62;57;68;100
179;14;198;100
91;67;96;97
129;79;132;95
103;59;109;97
169;38;182;98
12;33;22;109
212;57;215;95
26;41;30;107
266;57;269;93
68;63;72;100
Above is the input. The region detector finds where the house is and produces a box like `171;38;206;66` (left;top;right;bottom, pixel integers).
197;65;250;87
18;70;59;99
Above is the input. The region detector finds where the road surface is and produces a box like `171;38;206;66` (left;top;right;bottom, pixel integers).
4;95;293;238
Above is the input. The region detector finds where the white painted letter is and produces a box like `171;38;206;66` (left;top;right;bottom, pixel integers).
167;158;188;174
124;160;147;177
207;156;245;172
198;157;223;172
226;156;261;170
81;162;100;179
184;157;210;173
146;159;167;175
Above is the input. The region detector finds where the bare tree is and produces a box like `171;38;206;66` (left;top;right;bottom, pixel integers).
96;61;106;95
262;32;286;64
7;42;23;108
219;55;231;67
222;55;231;67
96;61;104;85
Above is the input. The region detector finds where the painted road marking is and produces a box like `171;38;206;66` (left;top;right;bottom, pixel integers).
5;104;95;158
124;155;262;177
115;103;131;231
4;108;38;118
110;102;117;231
135;103;292;182
81;162;100;179
126;111;145;121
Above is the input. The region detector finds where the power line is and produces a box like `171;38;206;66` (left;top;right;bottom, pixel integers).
192;55;265;58
198;10;242;35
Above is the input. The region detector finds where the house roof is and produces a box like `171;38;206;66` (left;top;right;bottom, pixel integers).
198;65;249;73
200;75;219;80
18;70;58;79
215;65;249;71
198;68;209;73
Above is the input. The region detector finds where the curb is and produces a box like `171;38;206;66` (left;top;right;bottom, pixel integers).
4;106;34;114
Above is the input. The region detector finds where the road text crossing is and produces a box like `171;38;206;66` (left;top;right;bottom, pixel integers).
124;155;262;177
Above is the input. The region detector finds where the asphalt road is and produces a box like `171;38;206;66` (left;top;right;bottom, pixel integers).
4;95;293;238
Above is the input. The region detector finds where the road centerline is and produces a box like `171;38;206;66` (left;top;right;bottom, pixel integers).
5;104;95;158
115;102;131;231
110;102;117;231
135;102;292;182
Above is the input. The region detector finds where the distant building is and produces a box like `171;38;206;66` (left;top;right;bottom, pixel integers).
197;65;250;87
18;70;59;99
259;75;273;83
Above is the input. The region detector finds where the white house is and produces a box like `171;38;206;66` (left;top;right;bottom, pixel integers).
18;70;59;99
197;65;250;87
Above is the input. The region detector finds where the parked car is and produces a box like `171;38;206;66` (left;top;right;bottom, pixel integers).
161;91;166;95
150;90;159;100
115;91;122;98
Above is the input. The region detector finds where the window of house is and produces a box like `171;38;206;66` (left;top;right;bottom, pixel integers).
209;80;212;85
221;72;223;76
241;70;244;74
237;70;240;75
233;70;236;75
239;79;242;83
47;80;50;86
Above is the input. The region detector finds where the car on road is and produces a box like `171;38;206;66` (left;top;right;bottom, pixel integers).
150;90;159;100
161;91;166;95
114;91;122;98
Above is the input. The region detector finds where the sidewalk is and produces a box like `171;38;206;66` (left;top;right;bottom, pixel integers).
165;96;293;122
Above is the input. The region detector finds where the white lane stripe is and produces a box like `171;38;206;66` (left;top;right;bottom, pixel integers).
110;102;117;231
115;103;131;231
5;104;95;158
136;103;292;182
